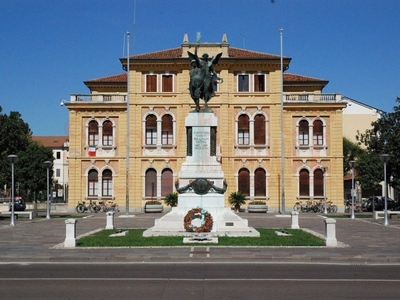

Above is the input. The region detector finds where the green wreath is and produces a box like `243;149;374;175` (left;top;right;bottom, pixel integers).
183;208;213;233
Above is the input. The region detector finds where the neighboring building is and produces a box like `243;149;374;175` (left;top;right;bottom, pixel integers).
32;136;69;202
64;33;346;212
342;96;382;144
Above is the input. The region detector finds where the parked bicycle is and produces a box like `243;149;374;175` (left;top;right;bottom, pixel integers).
344;200;362;213
99;200;120;212
75;200;101;213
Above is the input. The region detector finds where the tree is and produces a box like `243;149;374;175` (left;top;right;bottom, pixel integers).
17;141;54;201
357;97;400;191
343;137;382;197
0;107;53;200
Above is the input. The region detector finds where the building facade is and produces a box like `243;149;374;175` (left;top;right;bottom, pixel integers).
64;34;346;212
32;136;69;202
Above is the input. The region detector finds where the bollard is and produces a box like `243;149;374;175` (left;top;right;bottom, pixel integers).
291;211;300;229
106;211;115;229
325;218;337;247
64;218;77;248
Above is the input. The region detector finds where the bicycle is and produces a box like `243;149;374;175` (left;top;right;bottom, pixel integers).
99;200;120;212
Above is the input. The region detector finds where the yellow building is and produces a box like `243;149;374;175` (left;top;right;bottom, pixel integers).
65;34;346;213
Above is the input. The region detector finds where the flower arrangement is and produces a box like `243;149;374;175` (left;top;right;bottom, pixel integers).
145;200;162;205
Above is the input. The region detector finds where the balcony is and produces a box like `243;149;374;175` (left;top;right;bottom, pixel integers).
69;94;127;103
284;93;341;103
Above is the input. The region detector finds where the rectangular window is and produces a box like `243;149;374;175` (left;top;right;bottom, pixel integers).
102;179;113;196
89;133;99;146
146;129;157;145
146;74;157;92
88;182;98;196
238;130;250;145
162;132;173;145
56;151;61;159
56;169;61;177
238;74;249;92
254;74;265;92
162;75;173;92
299;133;309;145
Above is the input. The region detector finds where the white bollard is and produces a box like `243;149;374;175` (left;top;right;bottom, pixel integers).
291;211;300;229
325;218;337;247
106;211;115;229
64;219;77;248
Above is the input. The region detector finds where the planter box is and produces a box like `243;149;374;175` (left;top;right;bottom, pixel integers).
144;204;164;213
247;204;268;213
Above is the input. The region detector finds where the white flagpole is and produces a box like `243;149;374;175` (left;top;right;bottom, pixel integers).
280;28;285;215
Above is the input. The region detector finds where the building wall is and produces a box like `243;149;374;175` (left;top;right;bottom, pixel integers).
66;43;345;213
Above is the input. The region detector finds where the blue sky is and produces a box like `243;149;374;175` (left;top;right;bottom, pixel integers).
1;0;399;136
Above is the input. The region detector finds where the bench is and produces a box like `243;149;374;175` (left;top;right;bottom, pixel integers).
373;211;400;219
0;211;34;220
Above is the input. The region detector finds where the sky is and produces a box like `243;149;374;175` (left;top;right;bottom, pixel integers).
1;0;399;136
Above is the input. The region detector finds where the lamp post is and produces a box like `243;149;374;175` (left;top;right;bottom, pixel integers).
44;160;53;220
7;154;17;227
349;160;356;219
321;166;328;214
380;154;390;226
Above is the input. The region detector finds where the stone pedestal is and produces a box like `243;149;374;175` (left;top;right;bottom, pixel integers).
143;112;259;237
64;219;77;248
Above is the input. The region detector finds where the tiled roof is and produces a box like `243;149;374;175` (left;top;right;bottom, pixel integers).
85;73;127;83
126;46;282;60
228;47;282;59
85;72;325;84
32;136;69;148
129;47;183;59
284;73;328;83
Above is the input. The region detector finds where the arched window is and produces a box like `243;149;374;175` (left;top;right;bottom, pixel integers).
299;169;310;196
102;169;113;197
254;114;266;145
145;168;157;199
88;169;98;196
146;115;157;145
314;169;324;197
161;168;173;197
254;168;266;196
313;120;323;146
299;120;309;146
88;120;99;146
161;115;173;145
102;120;113;146
238;115;249;145
238;168;250;196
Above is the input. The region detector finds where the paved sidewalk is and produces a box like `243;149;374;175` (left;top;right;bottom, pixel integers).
1;212;400;264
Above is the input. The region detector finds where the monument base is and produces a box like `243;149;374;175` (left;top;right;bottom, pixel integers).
142;205;259;237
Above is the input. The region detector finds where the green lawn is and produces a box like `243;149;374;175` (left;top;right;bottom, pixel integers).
77;228;325;247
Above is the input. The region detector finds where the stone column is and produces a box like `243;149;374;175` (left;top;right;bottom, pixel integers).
325;218;337;247
106;211;115;229
64;219;77;248
291;211;300;229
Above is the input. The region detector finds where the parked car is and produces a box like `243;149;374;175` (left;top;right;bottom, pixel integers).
363;196;397;212
9;196;26;211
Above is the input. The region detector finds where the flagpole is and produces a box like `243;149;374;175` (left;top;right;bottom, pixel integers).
125;31;130;215
280;28;285;215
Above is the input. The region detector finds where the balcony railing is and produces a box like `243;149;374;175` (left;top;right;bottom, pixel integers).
69;94;127;103
284;93;341;102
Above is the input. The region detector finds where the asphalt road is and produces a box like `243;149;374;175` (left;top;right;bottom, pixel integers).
1;262;400;299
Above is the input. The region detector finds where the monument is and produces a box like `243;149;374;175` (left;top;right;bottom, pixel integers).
143;34;259;237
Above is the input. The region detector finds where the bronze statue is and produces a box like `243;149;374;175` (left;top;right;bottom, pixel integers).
188;33;223;112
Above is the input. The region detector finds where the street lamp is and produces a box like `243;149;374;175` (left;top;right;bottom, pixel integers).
321;166;328;214
7;154;18;226
44;160;53;220
380;154;390;226
349;160;356;220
